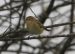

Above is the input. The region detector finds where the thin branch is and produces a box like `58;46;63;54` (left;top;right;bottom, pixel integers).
0;33;75;41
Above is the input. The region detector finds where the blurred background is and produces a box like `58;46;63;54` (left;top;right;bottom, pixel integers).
0;0;75;54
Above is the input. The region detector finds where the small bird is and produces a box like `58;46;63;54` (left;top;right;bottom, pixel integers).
25;16;44;34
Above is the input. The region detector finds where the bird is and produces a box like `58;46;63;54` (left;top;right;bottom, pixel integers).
25;16;50;43
25;16;44;35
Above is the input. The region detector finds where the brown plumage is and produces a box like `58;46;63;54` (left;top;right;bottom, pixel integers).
25;16;44;34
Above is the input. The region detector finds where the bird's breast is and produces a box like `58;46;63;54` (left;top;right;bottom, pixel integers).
26;21;43;34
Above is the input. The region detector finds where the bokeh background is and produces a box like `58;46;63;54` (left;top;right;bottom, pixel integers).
0;0;75;54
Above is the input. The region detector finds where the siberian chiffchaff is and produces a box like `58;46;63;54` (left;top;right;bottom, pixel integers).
25;16;44;34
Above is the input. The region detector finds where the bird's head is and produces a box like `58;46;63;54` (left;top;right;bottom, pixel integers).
26;16;35;21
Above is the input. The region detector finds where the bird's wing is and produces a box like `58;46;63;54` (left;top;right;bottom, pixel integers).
36;19;51;31
35;19;44;28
